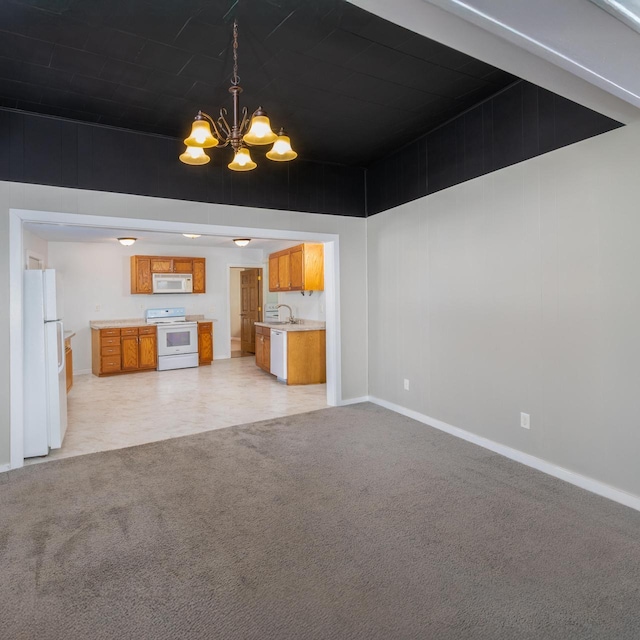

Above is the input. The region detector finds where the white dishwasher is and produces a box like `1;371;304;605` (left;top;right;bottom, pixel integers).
270;329;287;383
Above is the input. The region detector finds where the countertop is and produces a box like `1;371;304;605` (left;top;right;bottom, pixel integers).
64;331;76;340
255;320;326;332
91;317;214;329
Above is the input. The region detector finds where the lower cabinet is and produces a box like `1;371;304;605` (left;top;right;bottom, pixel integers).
255;325;271;373
255;326;326;384
287;330;326;385
65;338;73;393
91;326;157;376
198;321;213;365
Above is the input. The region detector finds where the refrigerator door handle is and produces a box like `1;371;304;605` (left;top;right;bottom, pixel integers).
56;321;65;372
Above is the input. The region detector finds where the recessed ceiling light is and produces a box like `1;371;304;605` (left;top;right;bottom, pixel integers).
117;237;137;246
182;233;202;239
233;238;251;247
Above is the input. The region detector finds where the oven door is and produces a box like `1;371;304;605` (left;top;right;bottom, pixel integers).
157;323;198;356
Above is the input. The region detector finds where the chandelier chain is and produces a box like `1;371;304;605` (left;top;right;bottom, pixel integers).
231;20;240;86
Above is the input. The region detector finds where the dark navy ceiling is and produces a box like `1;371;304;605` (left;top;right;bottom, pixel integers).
0;0;518;167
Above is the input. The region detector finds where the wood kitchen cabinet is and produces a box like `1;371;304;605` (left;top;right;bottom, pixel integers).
255;325;271;373
268;254;279;291
65;336;73;393
192;258;206;294
198;321;213;365
150;257;173;273
130;256;206;294
287;330;326;385
255;326;325;383
91;325;157;376
267;243;324;292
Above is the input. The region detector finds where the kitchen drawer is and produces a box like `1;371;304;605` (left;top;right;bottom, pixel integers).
101;328;120;337
101;336;120;347
121;327;138;336
198;322;212;333
101;345;121;357
139;326;156;335
101;356;121;372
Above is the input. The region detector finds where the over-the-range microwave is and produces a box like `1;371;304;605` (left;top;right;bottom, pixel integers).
152;273;193;294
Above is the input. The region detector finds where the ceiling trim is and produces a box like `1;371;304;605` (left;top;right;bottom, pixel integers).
424;0;640;107
349;0;640;123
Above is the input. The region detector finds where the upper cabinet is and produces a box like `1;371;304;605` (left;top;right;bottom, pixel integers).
130;256;206;294
268;243;324;292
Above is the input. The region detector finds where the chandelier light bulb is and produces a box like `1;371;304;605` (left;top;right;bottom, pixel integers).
228;147;257;171
266;129;298;162
243;109;277;145
184;117;218;148
179;145;211;165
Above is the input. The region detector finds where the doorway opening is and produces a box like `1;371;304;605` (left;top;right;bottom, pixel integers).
229;266;263;358
9;208;342;470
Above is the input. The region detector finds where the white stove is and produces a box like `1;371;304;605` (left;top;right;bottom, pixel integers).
146;307;199;371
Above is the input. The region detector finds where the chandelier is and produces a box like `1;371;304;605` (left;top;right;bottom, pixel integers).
179;20;297;172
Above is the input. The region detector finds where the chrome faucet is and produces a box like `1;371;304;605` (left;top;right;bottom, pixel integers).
276;304;295;323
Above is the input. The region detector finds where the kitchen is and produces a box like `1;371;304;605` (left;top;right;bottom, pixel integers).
21;223;329;464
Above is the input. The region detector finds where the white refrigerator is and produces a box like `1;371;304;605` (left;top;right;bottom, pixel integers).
23;269;68;457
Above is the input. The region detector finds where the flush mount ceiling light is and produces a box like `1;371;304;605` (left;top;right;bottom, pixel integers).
182;233;202;239
117;237;137;246
233;238;251;247
179;20;297;172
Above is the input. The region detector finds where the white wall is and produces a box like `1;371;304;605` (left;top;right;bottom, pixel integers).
47;242;264;371
368;120;640;500
277;290;325;322
23;227;48;268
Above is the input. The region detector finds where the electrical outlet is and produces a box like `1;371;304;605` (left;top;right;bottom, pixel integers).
520;412;530;429
404;378;410;391
95;304;101;312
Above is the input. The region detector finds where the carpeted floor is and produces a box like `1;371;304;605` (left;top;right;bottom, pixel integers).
2;403;639;639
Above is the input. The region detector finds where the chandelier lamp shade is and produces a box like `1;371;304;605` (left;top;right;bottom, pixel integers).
179;21;297;172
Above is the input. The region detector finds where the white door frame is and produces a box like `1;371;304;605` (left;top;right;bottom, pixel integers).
9;208;341;470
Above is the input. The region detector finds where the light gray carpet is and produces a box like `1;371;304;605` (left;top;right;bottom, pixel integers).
2;403;639;639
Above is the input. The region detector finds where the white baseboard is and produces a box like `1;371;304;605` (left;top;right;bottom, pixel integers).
0;463;11;473
368;396;640;514
74;368;92;376
339;395;371;406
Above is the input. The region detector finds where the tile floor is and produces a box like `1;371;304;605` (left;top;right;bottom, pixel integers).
26;357;328;465
230;337;252;359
